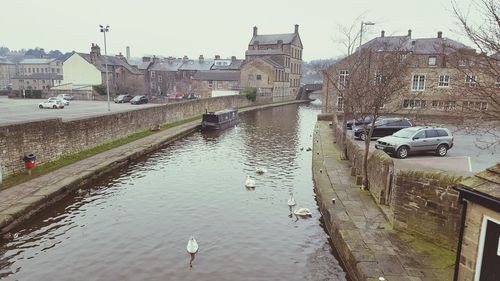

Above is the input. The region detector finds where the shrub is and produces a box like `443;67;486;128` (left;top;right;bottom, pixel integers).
240;87;257;102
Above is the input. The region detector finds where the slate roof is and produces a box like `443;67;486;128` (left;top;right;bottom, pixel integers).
455;164;500;212
178;59;214;71
249;33;298;45
137;61;153;70
260;57;284;69
19;58;57;64
245;49;286;56
78;53;142;75
0;58;14;64
211;59;244;70
360;36;473;54
150;60;184;72
12;73;63;80
192;70;240;81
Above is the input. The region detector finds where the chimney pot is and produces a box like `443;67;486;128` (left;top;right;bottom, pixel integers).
215;55;220;60
253;26;258;36
437;31;443;38
294;24;299;34
407;29;412;38
381;30;385;37
231;56;236;61
199;54;204;63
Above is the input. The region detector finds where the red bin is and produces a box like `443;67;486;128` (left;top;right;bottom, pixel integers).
25;161;36;169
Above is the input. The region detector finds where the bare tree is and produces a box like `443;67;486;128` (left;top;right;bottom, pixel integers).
451;0;500;150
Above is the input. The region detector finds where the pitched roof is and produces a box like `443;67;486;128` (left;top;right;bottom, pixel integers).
178;59;214;71
0;57;14;64
192;70;240;81
150;60;184;71
211;59;244;70
19;58;57;64
245;49;286;56
12;73;63;80
78;53;143;75
260;57;284;68
455;164;500;211
360;35;473;54
249;33;298;45
137;61;152;70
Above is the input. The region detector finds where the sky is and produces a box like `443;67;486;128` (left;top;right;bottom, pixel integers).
0;0;479;61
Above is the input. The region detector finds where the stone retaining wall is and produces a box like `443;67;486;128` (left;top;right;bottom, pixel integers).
0;96;254;177
391;170;463;250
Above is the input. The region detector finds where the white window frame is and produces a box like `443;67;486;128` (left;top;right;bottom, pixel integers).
338;70;349;90
428;56;437;66
438;75;450;87
474;215;500;281
336;96;344;111
411;75;425;91
158;75;162;83
495;76;500;88
208;80;213;89
150;71;156;79
465;75;477;87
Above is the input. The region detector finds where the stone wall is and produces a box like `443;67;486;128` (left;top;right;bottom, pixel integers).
0;95;254;177
391;170;463;250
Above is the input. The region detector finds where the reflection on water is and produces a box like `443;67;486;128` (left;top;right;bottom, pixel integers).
0;103;347;281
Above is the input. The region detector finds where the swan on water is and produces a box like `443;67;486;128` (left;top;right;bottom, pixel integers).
255;167;267;174
186;236;199;254
245;175;256;188
287;193;296;207
293;207;312;216
306;147;312;151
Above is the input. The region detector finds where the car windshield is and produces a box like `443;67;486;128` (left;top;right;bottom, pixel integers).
131;96;141;101
393;128;418;138
117;95;125;99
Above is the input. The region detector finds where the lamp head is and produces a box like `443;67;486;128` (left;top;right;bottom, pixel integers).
363;21;375;26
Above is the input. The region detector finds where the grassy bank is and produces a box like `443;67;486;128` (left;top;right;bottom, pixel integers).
0;116;201;191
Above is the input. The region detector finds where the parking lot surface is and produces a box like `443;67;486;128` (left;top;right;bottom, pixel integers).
0;96;161;125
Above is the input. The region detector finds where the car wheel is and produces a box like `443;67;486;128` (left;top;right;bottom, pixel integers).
397;146;409;159
359;132;366;141
39;105;43;109
53;105;57;109
436;144;448;157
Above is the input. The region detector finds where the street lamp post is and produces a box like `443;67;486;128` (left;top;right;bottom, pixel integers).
100;24;110;112
359;21;375;47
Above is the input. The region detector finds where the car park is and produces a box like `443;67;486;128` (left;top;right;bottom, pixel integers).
57;94;74;100
48;97;69;106
39;99;64;109
114;94;133;103
130;95;148;104
346;115;386;130
375;126;454;158
353;117;413;140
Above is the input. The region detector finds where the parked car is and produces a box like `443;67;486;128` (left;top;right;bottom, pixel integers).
130;95;148;104
353;117;413;140
375;126;454;159
346;115;387;130
48;97;69;106
114;94;133;103
168;93;184;101
39;99;64;109
57;94;73;100
184;93;199;100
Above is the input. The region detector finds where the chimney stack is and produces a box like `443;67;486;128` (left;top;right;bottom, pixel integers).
90;43;101;64
215;55;220;60
126;46;130;61
182;55;189;62
152;56;159;63
199;54;204;63
294;24;299;34
253;26;258;36
277;40;283;49
231;56;236;61
381;30;385;37
437;31;443;38
407;29;412;38
142;56;151;62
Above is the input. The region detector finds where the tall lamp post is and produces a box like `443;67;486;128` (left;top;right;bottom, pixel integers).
99;24;111;112
359;21;375;47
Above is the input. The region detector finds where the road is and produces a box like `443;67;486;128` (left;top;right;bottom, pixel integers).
0;96;161;125
350;128;499;174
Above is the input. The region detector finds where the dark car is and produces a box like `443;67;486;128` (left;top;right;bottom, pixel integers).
130;95;148;105
353;118;413;140
346;115;387;130
114;94;133;103
184;93;199;100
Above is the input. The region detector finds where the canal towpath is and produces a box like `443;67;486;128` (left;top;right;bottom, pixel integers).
312;120;455;281
0;100;306;234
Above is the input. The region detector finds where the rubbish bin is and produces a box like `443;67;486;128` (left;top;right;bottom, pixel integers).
23;153;36;170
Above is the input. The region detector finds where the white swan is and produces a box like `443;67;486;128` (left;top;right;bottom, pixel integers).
287;193;296;207
245;175;256;188
255;167;267;174
186;236;199;254
293;207;312;216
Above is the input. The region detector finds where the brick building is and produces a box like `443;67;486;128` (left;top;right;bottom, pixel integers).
243;24;303;102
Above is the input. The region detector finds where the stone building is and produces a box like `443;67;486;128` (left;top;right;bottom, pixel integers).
454;164;500;281
243;24;303;102
191;70;240;98
240;57;286;99
0;58;15;90
323;30;497;116
11;58;63;91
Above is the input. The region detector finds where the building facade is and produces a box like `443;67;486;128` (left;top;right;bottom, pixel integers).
244;24;303;102
0;58;15;90
11;58;63;91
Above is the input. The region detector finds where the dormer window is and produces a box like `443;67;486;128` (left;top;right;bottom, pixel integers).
428;56;437;66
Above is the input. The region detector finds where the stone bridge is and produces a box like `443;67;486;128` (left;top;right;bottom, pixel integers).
296;83;323;100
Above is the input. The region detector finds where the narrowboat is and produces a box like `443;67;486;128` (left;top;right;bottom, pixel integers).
201;109;238;130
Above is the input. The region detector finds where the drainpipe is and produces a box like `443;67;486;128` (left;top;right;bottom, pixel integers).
453;196;468;281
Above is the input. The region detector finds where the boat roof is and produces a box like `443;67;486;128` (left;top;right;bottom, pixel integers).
204;108;237;115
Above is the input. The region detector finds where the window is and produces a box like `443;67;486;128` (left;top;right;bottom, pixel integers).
465;75;476;87
428;56;437;66
458;60;467;67
208;81;213;88
432;100;457;110
339;70;349;90
150;71;156;79
337;96;344;111
150;81;155;89
256;74;262;80
425;130;439;138
374;73;385;85
414;131;425;139
436;129;449;137
403;99;426;108
496;76;500;88
399;53;407;60
463;101;487;110
438;75;450;87
158;75;162;82
411;75;425;91
217;81;223;89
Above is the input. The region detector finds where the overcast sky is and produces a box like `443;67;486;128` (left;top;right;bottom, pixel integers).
0;0;477;61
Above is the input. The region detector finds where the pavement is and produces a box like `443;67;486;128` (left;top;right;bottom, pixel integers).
312;121;455;281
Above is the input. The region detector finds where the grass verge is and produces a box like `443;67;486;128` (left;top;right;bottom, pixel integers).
0;116;201;192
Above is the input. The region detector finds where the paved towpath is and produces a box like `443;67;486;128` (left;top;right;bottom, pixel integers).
312;121;455;281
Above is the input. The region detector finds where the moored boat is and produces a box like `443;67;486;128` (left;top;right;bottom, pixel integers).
201;108;238;130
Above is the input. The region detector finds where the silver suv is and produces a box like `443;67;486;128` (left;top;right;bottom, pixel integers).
375;126;454;159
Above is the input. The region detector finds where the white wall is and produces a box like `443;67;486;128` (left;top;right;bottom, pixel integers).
61;54;101;86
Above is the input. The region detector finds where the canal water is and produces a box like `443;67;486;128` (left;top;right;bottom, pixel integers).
0;103;347;281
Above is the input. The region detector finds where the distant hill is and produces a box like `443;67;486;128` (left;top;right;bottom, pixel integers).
301;59;337;84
